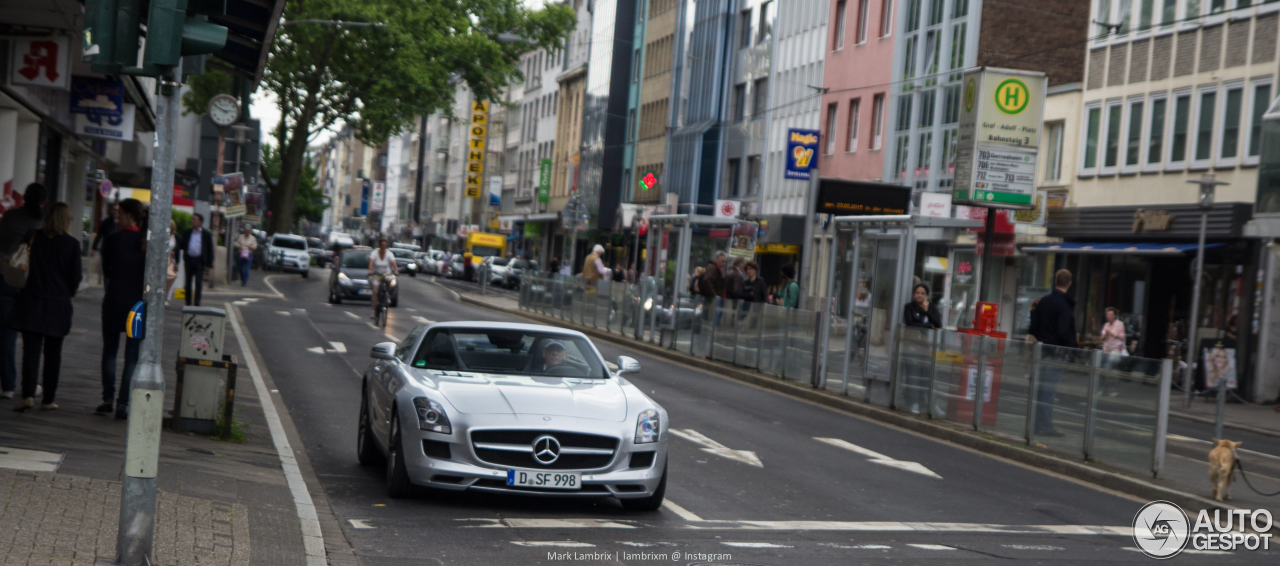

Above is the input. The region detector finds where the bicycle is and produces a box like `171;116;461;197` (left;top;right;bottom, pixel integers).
372;273;395;329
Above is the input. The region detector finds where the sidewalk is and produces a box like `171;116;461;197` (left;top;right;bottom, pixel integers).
0;273;310;565
461;292;1280;520
1172;397;1280;439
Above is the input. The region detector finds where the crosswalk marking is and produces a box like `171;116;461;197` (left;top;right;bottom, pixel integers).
329;342;347;353
661;501;704;522
510;541;596;547
669;429;763;467
815;437;942;479
722;542;791;548
459;518;1130;534
908;544;955;550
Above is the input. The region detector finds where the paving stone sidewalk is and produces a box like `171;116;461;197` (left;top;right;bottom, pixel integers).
0;276;311;566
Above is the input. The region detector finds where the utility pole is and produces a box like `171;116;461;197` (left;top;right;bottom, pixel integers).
118;62;182;566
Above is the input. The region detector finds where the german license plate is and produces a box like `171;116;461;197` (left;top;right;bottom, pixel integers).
507;470;581;490
357;289;371;296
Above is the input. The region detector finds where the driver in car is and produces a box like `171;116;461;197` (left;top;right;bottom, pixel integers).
535;340;581;376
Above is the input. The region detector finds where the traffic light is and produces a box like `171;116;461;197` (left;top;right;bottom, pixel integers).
143;0;228;73
84;0;143;74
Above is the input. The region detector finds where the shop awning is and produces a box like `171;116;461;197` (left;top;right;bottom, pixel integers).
1023;242;1225;255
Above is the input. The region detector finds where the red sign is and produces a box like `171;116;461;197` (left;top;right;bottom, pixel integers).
11;37;69;89
638;171;658;191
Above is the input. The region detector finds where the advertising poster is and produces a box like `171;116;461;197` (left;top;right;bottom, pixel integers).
784;128;820;180
1200;339;1238;391
727;221;759;260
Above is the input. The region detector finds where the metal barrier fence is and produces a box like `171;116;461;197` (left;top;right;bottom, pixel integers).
518;275;1171;477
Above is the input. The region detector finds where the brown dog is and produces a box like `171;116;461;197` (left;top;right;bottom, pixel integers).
1209;439;1242;501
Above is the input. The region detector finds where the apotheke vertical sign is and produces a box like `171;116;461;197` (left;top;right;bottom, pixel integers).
952;68;1046;209
466;100;490;199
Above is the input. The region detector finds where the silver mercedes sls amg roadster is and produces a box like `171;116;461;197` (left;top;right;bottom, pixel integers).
357;321;669;510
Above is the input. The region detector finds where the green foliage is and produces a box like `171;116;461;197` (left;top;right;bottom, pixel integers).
181;67;235;116
172;210;192;233
261;143;326;228
261;0;575;233
212;403;248;443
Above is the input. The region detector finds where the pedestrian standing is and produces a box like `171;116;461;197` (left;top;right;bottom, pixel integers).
90;203;119;285
776;264;800;308
234;226;257;286
1099;306;1126;396
1030;269;1078;437
612;263;626;283
10;203;82;412
0;183;46;399
724;257;746;302
741;262;766;303
548;257;561;275
582;244;611;285
179;213;214;306
98;199;147;419
902;283;942;415
700;251;726;300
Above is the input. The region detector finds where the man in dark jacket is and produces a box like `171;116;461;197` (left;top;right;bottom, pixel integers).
0;183;45;399
1031;269;1077;436
700;251;727;300
179;213;215;306
724;257;746;301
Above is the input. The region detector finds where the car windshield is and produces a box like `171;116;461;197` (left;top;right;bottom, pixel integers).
471;245;501;257
273;237;307;250
510;259;537;270
341;251;370;268
390;249;414;258
410;329;607;379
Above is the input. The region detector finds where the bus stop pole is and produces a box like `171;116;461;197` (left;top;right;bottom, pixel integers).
798;171;820;309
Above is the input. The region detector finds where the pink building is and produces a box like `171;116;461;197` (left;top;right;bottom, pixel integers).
819;0;894;181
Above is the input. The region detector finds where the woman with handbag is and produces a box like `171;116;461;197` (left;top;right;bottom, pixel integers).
10;203;82;412
98;199;147;419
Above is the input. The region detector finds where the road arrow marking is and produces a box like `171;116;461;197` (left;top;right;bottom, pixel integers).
348;519;374;529
814;437;942;479
329;342;347;353
669;429;762;467
306;347;325;354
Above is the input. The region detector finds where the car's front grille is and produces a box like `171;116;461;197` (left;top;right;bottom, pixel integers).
470;430;619;470
628;451;655;469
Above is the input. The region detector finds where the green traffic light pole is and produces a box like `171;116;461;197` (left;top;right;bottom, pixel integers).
117;62;182;566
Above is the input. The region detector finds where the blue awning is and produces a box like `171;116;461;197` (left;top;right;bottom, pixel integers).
1023;242;1225;255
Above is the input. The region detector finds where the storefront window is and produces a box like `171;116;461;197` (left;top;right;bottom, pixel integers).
945;249;977;329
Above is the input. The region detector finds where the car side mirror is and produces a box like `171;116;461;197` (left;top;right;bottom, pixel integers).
371;342;396;360
616;356;641;374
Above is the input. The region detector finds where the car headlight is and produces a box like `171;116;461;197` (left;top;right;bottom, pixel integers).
338;272;351;284
643;298;653;311
635;409;660;444
413;398;452;434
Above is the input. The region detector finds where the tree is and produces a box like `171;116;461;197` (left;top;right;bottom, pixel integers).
262;0;574;234
181;67;235;116
260;143;326;230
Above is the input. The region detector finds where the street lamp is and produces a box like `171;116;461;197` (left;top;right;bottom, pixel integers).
1183;174;1229;419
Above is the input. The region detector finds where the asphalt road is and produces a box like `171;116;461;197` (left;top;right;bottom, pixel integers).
235;269;1277;565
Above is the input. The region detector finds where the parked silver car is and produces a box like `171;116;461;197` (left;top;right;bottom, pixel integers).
357;322;668;509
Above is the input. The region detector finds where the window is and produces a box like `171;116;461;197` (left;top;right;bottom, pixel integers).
757;1;773;44
942;84;960;124
747;156;762;196
915;131;933;179
1082;104;1102;172
1044;122;1064;182
1147;96;1167;170
725;158;742;197
1103;102;1122;171
633;48;641;82
1193;88;1217;165
1219;85;1244;162
1160;0;1176;25
1247;81;1271;161
847;98;861;151
834;1;846;50
903;36;918;81
856;0;869;43
896;94;913;132
894;135;910;179
927;0;944;26
948;23;967;80
628;109;637;142
1169;92;1192;165
906;0;921;32
922;30;940;86
942;128;958;175
872;94;885;149
953;0;968;18
740;9;753;48
826;104;839;154
1139;0;1154;29
733;84;746;123
917;89;936;128
752;78;768;118
880;0;894;37
1124;98;1144;170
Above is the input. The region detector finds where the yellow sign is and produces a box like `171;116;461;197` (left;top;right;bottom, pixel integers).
754;243;800;254
792;146;814;167
963;78;977;112
993;78;1030;115
466;98;490;198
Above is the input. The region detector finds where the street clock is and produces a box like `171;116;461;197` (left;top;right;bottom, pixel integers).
208;94;240;127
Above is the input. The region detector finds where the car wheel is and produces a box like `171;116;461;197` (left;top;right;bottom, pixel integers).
329;285;342;304
356;386;382;466
302;270;310;279
385;411;414;498
619;464;666;511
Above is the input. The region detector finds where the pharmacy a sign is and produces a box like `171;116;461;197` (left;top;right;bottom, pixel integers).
952;68;1046;210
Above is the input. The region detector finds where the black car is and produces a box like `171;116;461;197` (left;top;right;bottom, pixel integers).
328;248;398;306
502;258;539;289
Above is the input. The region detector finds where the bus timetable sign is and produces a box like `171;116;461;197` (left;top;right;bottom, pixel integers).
952;67;1046;210
815;179;911;216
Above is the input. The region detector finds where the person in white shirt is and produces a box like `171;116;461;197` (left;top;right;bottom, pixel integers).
367;238;395;320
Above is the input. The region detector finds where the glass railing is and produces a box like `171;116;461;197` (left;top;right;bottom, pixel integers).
517;275;1171;477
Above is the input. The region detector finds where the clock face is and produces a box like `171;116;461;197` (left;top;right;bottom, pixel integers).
209;95;239;126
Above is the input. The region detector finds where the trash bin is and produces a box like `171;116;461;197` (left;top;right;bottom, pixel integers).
175;306;227;433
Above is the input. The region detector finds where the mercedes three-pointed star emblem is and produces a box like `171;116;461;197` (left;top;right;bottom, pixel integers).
532;435;561;465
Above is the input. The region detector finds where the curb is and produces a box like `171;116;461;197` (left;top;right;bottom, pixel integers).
461;294;1271;525
1170;410;1280;440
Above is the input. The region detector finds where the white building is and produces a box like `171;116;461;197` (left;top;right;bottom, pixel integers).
516;47;566;215
758;0;828;215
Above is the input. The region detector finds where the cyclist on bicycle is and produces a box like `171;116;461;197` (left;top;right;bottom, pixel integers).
368;238;396;322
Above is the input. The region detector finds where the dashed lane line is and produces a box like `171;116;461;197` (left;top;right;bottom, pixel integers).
509;541;596;548
459;518;1130;534
908;544;956;550
661;500;704;522
722;542;792;548
348;519;374;529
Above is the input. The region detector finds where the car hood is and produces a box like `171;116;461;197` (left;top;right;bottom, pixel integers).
433;374;627;422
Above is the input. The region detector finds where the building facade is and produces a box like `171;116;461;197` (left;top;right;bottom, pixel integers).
630;0;679;206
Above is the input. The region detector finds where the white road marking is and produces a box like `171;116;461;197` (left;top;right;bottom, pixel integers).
815;437;942;479
275;311;291;316
818;543;892;549
669;429;763;467
1168;434;1280;462
0;446;63;472
407;308;417;312
242;297;260;302
328;341;347;353
908;544;955;550
344;311;362;320
261;275;286;298
461;518;1130;534
459;518;637;529
232;301;249;306
1124;547;1230;556
226;306;325;566
722;542;791;548
348;519;374;529
413;316;436;325
616;542;678;547
509;541;596;547
661;500;704;522
1003;545;1063;551
306;347;325;354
